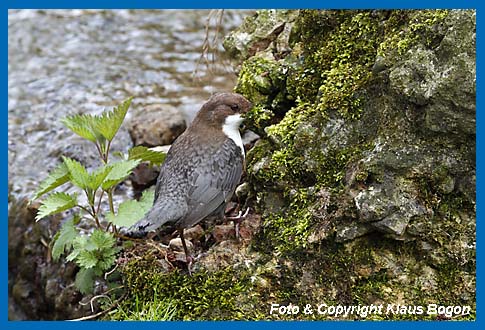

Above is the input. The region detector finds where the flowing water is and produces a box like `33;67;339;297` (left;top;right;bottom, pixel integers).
8;9;250;200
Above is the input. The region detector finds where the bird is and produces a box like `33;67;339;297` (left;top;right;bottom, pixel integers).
127;92;252;268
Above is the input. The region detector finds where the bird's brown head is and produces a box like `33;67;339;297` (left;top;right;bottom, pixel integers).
191;92;252;131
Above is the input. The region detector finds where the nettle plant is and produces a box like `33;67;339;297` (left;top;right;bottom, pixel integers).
32;98;165;294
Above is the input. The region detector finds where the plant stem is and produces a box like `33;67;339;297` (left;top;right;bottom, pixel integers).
107;188;115;214
90;204;102;229
96;190;105;215
95;142;104;163
76;204;102;228
76;204;94;217
100;140;112;164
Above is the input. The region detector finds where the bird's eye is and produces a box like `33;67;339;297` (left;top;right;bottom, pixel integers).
230;104;239;111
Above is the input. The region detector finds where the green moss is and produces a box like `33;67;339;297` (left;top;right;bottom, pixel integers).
110;253;255;320
377;10;449;58
243;104;274;135
261;188;315;253
235;57;287;107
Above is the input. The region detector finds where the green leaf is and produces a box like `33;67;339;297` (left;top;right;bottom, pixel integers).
61;98;132;145
96;251;118;274
61;114;99;143
106;189;154;228
31;163;70;201
36;192;78;221
62;156;90;190
101;159;140;190
87;165;112;191
51;216;80;261
128;146;167;165
90;229;117;251
93;97;132;141
77;250;98;269
75;268;95;294
66;235;88;262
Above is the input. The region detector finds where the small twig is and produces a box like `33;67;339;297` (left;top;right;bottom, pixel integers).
116;233;145;242
68;294;126;321
79;284;124;313
68;308;110;321
194;9;225;79
79;294;110;313
39;237;49;248
104;263;119;280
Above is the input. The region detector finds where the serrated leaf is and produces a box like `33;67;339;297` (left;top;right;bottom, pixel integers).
128;146;167;165
101;159;140;190
62;156;90;190
87;165;112;191
96;251;118;273
90;230;117;251
31;163;70;201
93;97;132;141
112;151;125;159
75;268;95;294
106;189;154;228
61;114;99;143
77;250;98;269
51;217;80;261
36;192;78;221
66;235;88;262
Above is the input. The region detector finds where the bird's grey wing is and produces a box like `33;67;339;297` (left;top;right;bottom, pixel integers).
179;139;243;228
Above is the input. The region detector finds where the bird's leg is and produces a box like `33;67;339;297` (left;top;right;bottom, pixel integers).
178;228;193;275
226;207;250;240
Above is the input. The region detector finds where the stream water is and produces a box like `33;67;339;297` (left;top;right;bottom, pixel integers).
8;9;250;201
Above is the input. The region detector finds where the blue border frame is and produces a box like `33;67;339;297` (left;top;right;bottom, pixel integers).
3;1;481;9
4;0;480;328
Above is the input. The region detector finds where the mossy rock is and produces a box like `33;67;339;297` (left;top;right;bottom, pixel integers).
112;9;475;320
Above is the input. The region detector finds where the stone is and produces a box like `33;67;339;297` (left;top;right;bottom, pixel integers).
235;182;250;200
183;225;204;241
371;212;411;236
223;10;299;62
335;223;373;242
242;130;260;147
129;162;159;197
354;185;398;223
168;238;194;253
212;224;235;243
128;104;186;147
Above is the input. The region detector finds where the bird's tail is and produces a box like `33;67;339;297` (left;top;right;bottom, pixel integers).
123;204;170;238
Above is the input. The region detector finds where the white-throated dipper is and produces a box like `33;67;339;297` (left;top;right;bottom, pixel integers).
127;92;252;268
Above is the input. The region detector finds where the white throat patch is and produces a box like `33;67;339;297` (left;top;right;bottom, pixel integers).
222;114;245;158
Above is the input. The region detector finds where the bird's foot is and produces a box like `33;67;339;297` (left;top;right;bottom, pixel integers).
185;255;194;276
226;207;250;240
